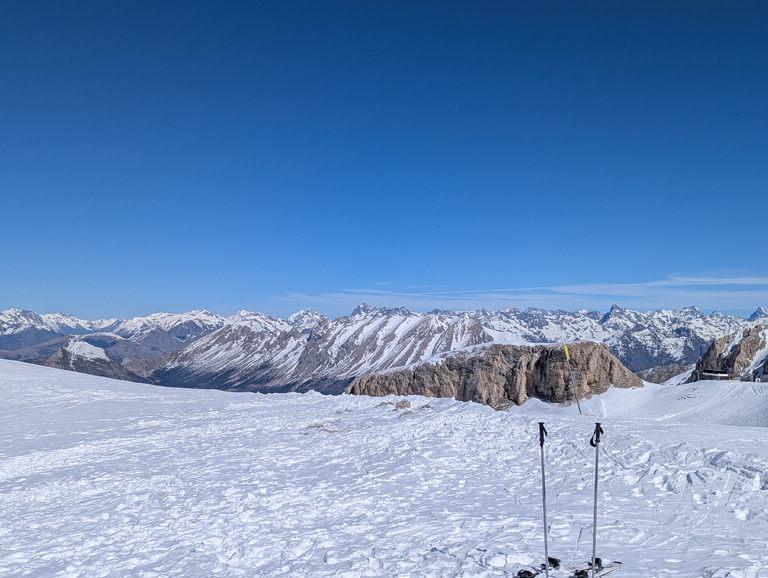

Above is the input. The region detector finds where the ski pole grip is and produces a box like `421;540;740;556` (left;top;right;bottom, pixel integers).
590;422;603;447
539;422;547;447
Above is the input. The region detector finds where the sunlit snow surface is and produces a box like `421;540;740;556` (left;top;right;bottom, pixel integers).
2;360;768;577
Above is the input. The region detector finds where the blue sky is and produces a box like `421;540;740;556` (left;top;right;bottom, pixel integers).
1;1;766;320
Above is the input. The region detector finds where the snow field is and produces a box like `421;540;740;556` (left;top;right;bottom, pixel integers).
2;360;768;577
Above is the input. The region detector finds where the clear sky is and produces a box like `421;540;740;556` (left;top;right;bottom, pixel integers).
1;1;766;320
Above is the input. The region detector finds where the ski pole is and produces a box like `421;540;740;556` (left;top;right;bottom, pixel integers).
589;423;604;578
539;422;550;578
563;341;583;415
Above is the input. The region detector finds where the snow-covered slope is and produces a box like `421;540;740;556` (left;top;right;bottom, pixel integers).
2;359;768;577
572;375;768;427
156;324;311;391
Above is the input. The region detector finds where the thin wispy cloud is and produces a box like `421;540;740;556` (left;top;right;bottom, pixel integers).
551;276;768;297
271;275;768;318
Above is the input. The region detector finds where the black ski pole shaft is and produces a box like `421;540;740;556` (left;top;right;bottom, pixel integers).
563;342;583;415
538;422;550;578
590;423;604;578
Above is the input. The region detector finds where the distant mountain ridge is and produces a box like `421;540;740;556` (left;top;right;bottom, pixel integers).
1;304;766;393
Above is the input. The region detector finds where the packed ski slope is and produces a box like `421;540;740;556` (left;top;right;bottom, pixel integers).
2;359;768;577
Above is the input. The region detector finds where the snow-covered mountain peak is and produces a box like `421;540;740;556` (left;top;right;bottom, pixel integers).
229;310;292;334
428;308;458;316
40;313;118;335
496;307;522;315
749;307;768;322
599;304;643;327
0;308;46;330
350;304;412;318
287;309;326;332
174;309;223;324
351;303;376;316
113;311;226;341
599;303;627;321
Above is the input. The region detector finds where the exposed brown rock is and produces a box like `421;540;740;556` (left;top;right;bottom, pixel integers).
346;342;642;409
692;325;767;381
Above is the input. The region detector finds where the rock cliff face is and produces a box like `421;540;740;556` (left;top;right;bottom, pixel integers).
346;342;642;408
692;325;768;382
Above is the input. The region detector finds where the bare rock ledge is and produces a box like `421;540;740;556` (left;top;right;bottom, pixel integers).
346;342;642;409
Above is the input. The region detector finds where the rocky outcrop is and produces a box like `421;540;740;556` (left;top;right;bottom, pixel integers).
346;342;642;409
692;325;768;382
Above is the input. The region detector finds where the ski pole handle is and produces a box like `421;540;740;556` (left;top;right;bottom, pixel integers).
590;423;603;447
539;422;547;447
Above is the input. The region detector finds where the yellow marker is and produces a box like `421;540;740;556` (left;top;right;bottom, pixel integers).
564;343;570;360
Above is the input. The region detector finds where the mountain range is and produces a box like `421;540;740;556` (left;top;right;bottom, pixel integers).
1;305;767;393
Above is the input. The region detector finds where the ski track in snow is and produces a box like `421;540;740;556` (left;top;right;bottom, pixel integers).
2;360;768;577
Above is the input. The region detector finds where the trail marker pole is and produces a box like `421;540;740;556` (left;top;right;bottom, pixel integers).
538;422;550;578
589;423;604;578
563;341;583;415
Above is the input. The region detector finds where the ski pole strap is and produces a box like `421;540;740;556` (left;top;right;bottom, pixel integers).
589;423;603;447
539;422;547;447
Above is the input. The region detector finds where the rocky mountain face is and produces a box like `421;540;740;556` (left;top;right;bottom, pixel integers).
691;325;768;382
153;324;311;392
1;305;765;394
153;307;490;393
347;342;642;409
594;305;749;372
